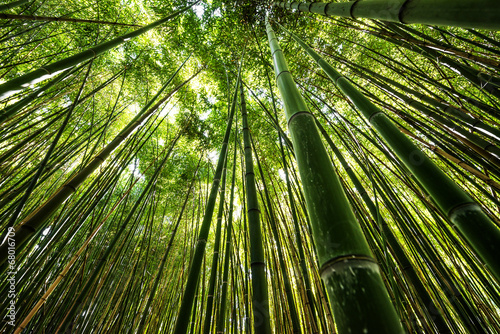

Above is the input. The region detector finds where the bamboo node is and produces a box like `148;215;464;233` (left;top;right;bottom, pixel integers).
349;0;361;19
397;0;412;24
319;254;378;279
275;70;290;82
287;111;311;126
448;202;481;221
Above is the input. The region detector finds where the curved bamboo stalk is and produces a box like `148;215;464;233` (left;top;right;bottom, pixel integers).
399;127;500;191
14;142;191;334
172;59;241;334
1;61;93;243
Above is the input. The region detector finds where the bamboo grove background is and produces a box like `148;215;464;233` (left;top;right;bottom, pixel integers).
0;0;499;333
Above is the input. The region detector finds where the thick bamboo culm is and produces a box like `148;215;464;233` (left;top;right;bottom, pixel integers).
274;0;500;30
265;16;404;333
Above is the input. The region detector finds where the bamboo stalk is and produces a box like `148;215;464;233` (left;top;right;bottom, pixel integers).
13;147;182;333
266;17;404;333
240;83;273;334
216;129;238;334
172;59;242;334
274;0;500;30
0;0;29;12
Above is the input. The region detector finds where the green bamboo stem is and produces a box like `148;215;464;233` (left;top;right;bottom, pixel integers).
240;83;273;334
300;85;496;329
1;62;93;244
372;168;490;333
136;162;199;333
466;29;500;51
216;130;238;334
239;142;252;333
274;0;500;30
331;53;500;142
314;118;452;333
14;146;177;333
280;22;500;281
202;157;227;334
0;67;123;133
364;22;500;68
0;2;196;99
360;73;500;160
0;63;87;124
399;127;500;191
252;136;302;334
172;65;241;334
255;30;326;330
266;17;404;333
0;58;193;266
319;104;490;332
369;24;500;100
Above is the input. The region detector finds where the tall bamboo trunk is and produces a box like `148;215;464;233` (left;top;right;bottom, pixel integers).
240;83;273;334
265;17;404;333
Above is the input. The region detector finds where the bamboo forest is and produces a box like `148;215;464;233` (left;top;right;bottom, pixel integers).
1;0;500;333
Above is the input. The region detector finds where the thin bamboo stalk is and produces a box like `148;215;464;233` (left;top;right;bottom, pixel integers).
0;0;29;12
240;83;273;334
172;61;241;334
202;156;227;334
216;130;237;334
